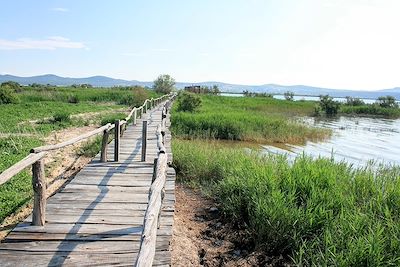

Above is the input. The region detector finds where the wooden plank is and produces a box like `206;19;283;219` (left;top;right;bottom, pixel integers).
0;239;170;253
0;251;171;267
0;100;175;266
12;223;172;236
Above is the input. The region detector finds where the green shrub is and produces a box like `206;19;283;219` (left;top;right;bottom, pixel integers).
176;92;202;112
0;87;19;104
376;96;398;108
67;95;79;104
1;81;20;90
318;95;341;115
284;91;294;101
53;112;71;123
345;96;365;106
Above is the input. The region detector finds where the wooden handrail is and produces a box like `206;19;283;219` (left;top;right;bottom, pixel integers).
31;124;113;153
136;100;173;267
0;152;46;186
135;146;168;267
0;92;172;228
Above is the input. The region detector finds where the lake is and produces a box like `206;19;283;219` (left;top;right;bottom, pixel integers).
220;92;379;104
263;116;400;167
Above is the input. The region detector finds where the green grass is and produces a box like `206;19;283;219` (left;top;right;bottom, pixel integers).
171;95;330;143
341;104;400;118
0;101;123;134
0;137;43;222
17;86;157;105
172;139;400;266
0;85;158;223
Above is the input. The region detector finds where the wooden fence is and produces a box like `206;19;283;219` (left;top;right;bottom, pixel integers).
0;93;172;227
135;99;173;267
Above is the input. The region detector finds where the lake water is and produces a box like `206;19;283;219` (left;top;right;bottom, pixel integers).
220;93;378;104
262;116;400;167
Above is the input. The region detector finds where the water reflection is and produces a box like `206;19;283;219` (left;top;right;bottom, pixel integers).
263;116;400;167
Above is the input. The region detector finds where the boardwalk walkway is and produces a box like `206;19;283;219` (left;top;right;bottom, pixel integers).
0;104;175;266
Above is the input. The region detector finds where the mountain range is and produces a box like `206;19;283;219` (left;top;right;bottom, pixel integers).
1;74;400;99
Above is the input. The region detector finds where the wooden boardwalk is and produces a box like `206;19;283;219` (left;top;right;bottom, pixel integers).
0;105;175;266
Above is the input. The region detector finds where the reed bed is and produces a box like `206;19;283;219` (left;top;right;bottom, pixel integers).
173;139;400;266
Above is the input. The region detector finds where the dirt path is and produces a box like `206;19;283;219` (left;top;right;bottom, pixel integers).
171;184;289;267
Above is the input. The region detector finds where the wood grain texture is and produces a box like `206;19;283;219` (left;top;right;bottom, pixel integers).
0;152;46;186
0;97;175;267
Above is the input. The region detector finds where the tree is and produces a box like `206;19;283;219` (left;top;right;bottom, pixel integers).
376;96;398;108
212;85;220;95
318;95;341;115
284;91;294;101
153;74;175;94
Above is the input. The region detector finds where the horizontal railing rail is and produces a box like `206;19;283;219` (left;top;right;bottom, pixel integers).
0;92;173;226
135;96;175;267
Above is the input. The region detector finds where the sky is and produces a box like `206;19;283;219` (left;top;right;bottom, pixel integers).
1;0;400;90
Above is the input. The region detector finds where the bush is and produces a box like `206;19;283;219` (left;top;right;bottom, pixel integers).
376;96;398;108
118;87;149;107
1;81;20;90
284;91;294;101
318;95;341;115
176;92;202;112
0;87;19;104
67;95;79;104
345;96;365;106
53;112;71;123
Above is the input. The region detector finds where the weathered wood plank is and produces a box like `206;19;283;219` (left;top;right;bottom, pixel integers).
0;98;175;266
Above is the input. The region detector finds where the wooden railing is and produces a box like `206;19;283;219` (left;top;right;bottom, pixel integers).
0;93;172;226
135;97;174;267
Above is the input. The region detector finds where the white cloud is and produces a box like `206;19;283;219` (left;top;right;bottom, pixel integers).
0;37;86;50
52;7;69;12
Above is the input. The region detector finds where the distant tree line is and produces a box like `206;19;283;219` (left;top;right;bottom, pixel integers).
242;90;273;98
184;85;220;95
316;95;399;116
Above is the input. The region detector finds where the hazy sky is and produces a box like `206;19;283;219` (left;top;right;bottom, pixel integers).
1;0;399;90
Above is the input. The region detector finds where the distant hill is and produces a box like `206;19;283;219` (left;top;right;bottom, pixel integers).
1;74;399;100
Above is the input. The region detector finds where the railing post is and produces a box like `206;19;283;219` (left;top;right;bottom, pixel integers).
133;108;137;125
151;157;158;183
100;129;109;162
114;120;120;162
32;159;46;226
141;121;147;162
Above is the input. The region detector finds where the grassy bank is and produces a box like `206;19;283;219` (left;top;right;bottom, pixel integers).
172;139;400;265
171;95;330;143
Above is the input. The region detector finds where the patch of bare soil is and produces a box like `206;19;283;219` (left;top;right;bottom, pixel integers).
0;126;99;240
171;184;290;267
